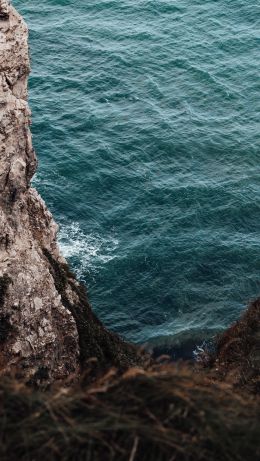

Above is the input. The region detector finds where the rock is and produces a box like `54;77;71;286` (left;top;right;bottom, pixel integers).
210;298;260;394
0;1;9;20
0;5;142;386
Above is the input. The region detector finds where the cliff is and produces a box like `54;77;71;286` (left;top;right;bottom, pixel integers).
0;3;259;461
0;2;141;386
210;297;260;393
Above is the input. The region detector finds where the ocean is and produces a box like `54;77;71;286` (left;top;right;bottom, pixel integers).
14;0;260;349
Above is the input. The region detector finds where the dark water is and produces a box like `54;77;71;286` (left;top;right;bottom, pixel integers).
14;0;260;347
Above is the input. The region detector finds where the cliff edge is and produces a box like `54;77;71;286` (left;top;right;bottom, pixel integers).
0;2;141;386
0;4;259;460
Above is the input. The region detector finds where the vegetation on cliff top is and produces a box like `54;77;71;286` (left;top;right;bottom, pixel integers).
0;301;259;461
0;365;259;461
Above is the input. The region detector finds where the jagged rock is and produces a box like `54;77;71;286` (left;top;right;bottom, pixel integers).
0;5;141;386
211;298;260;394
0;1;9;20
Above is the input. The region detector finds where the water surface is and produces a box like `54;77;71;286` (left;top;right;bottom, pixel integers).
14;0;260;346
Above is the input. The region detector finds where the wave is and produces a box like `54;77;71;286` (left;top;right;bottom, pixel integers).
20;0;260;346
58;222;119;280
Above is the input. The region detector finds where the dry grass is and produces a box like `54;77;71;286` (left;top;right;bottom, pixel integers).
0;364;259;461
0;300;259;460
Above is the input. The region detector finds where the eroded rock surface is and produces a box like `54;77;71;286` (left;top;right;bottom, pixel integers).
0;5;140;385
0;4;80;384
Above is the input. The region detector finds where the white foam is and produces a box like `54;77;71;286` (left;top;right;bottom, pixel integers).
58;222;119;280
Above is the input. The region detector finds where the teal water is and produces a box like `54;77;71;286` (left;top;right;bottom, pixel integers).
14;0;260;346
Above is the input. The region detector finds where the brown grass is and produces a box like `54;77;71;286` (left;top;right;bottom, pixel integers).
0;364;259;461
0;300;259;460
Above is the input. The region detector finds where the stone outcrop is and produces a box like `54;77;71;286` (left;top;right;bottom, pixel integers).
0;4;141;386
211;298;260;393
0;1;9;20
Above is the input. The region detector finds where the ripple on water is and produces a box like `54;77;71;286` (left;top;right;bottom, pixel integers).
15;0;260;346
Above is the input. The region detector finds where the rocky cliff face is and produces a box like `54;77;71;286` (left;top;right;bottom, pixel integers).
0;2;140;386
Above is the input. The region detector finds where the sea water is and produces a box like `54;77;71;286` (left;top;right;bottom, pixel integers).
14;0;260;348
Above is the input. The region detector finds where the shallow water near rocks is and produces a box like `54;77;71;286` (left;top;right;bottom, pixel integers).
14;0;260;348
